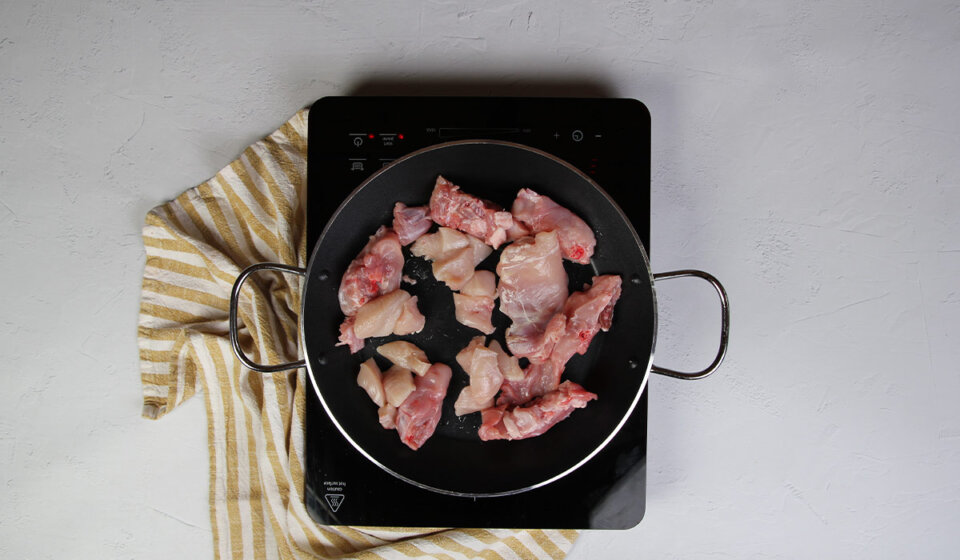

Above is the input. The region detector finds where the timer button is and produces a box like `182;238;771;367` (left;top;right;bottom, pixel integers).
571;130;584;142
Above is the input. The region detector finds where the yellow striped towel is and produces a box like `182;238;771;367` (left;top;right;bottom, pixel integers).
138;109;580;559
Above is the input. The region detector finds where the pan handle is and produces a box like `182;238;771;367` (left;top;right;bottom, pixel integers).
650;269;729;380
229;262;307;373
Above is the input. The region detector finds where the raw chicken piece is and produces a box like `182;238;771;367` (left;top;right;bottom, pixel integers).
496;359;563;407
505;219;531;243
338;226;404;316
431;247;476;290
377;341;431;376
382;365;416;407
395;294;426;335
496;231;568;361
396;363;452;450
550;275;623;366
511;188;596;264
392;202;432;246
453;293;496;335
496;275;622;406
487;339;524;382
356;358;385;406
411;227;493;290
453;337;504;416
338;290;425;353
479;381;597;441
453;270;498;334
460;270;497;298
337;317;364;354
378;404;398;429
429;175;514;248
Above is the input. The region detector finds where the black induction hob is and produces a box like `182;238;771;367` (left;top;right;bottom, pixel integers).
304;97;650;529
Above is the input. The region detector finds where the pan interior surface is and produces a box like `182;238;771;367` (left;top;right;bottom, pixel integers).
301;141;655;496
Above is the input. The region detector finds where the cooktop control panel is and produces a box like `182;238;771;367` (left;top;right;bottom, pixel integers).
308;97;650;251
304;97;651;529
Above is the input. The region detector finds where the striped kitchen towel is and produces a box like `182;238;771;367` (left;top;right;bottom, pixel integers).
137;109;579;559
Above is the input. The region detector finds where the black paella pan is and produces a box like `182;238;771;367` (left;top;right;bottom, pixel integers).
229;140;729;497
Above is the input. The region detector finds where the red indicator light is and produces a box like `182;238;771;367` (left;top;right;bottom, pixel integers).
398;133;404;140
368;133;375;139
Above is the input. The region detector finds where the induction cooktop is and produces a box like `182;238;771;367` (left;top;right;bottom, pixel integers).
304;96;650;529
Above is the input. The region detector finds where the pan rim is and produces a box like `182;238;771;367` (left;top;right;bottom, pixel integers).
300;139;658;497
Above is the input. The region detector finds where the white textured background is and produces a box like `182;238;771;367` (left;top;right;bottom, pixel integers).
2;1;959;558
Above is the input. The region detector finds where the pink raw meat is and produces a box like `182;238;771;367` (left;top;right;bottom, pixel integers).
496;231;568;361
392;202;433;246
497;275;622;406
479;381;598;441
511;188;596;264
338;226;404;316
336;290;426;353
429;176;514;248
395;363;452;450
453;337;504;416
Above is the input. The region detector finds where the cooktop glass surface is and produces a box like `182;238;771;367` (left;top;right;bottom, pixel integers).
304;97;650;529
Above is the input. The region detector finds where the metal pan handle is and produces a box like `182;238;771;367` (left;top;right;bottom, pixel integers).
651;269;730;380
229;262;307;373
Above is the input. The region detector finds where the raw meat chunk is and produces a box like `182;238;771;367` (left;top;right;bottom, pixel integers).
377;340;431;376
496;275;622;406
488;339;524;382
453;293;496;335
505;219;531;242
479;381;597;441
496;359;563;407
550;275;623;366
453;271;497;334
379;404;398;430
511;188;596;264
496;231;568;361
392;202;432;246
453;337;504;416
431;247;476;290
396;363;452;450
429;175;514;248
394;294;426;335
411;227;493;290
460;270;497;298
356;358;385;407
337;317;364;354
338;226;404;316
383;365;416;407
338;290;425;352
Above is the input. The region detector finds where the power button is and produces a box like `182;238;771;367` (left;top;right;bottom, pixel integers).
571;130;584;142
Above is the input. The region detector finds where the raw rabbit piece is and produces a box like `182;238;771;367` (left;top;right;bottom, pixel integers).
394;294;426;335
356;358;385;406
337;290;426;353
496;275;622;406
453;337;504;416
382;365;416;407
378;404;398;430
496;230;568;361
550;275;623;366
396;363;452;450
392;202;432;246
411;227;493;291
460;270;497;298
338;226;404;316
429;175;514;248
377;340;431;376
487;339;523;382
452;293;496;335
511;188;596;264
478;381;597;441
